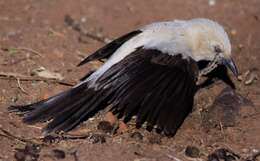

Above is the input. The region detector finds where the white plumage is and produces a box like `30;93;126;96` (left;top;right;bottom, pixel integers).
87;18;232;85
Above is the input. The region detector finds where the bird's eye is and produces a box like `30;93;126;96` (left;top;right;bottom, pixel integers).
214;45;222;53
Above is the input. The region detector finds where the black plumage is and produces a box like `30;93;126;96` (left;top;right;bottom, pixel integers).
10;47;199;136
77;30;142;66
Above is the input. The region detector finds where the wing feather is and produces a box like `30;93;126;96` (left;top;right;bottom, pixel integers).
95;47;198;135
77;30;142;66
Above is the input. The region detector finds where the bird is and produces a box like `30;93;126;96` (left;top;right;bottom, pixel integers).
9;18;238;136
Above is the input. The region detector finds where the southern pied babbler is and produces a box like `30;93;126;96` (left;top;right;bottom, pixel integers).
9;18;238;136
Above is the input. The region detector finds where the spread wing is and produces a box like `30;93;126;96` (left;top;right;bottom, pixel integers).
10;46;199;135
77;30;142;66
95;47;199;135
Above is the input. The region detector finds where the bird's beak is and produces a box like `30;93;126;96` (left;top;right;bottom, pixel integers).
222;57;239;77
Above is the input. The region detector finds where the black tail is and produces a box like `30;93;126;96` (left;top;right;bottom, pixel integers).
9;82;109;134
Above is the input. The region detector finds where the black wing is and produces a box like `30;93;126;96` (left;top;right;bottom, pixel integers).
96;47;199;135
11;47;198;136
77;30;142;66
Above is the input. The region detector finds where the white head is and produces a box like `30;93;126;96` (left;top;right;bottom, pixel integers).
184;18;238;76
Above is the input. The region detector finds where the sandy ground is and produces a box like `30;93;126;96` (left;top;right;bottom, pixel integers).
0;0;260;160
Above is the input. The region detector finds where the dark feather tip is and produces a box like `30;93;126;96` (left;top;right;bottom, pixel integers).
8;105;34;113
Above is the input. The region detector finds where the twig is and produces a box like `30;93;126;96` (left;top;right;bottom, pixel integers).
58;133;91;140
16;78;29;95
0;72;76;87
84;32;111;44
48;28;66;38
1;47;43;57
219;121;226;141
16;47;43;57
0;127;43;145
64;15;111;44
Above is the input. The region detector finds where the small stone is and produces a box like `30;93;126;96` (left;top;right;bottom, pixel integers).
185;146;200;158
117;121;128;133
104;112;118;125
208;0;216;6
52;149;66;159
237;75;243;81
238;44;244;50
207;154;219;161
14;151;26;161
97;121;114;133
242;148;249;153
130;132;143;141
80;17;87;23
252;149;259;153
231;29;237;36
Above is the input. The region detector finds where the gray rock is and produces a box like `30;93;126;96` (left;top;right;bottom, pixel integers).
202;87;254;129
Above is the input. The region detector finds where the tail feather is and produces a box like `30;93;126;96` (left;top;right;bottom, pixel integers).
9;82;108;134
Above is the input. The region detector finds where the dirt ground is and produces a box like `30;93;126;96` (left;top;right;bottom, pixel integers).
0;0;260;161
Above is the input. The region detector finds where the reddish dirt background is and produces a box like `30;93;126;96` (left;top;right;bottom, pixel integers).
0;0;260;160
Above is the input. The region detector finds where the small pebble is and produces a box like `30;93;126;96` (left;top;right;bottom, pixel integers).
89;117;95;121
252;149;259;153
207;154;219;161
242;148;249;153
104;112;117;125
14;151;26;161
237;75;243;81
117;121;128;133
80;17;87;23
185;146;200;158
52;149;66;159
231;29;237;36
238;44;244;50
97;121;114;133
208;0;216;6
